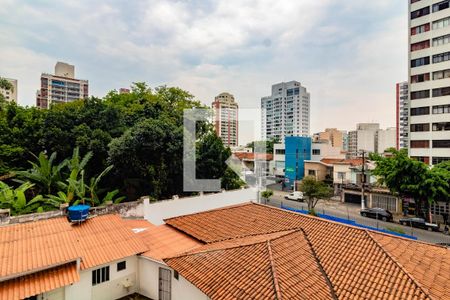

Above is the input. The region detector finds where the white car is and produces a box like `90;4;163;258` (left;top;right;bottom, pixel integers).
284;191;304;202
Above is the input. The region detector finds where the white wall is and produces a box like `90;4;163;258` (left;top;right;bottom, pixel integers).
139;257;209;300
65;256;138;300
144;188;257;225
311;142;345;161
377;128;396;153
357;130;376;153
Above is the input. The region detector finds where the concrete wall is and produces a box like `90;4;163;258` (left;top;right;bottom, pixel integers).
143;188;257;225
311;142;345;161
65;256;138;300
139;257;209;300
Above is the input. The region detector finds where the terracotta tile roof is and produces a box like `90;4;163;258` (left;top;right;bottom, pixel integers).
372;233;450;300
0;218;80;279
0;214;148;299
234;153;273;161
138;224;202;261
320;158;363;166
165;203;448;299
165;230;335;300
71;214;148;270
122;218;156;233
0;263;79;300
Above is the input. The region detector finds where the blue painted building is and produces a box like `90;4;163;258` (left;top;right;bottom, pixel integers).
284;136;312;188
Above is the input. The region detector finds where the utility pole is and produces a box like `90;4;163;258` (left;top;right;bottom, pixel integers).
361;150;366;210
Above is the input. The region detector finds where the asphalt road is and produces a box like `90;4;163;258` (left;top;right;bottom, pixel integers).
266;190;450;245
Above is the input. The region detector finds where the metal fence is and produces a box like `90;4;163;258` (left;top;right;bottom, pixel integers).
276;201;450;246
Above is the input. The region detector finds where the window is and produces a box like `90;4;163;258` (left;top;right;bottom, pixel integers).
117;261;126;271
432;68;450;80
312;149;321;155
308;170;316;176
411;73;430;83
411;123;430;132
433;140;450;148
411;23;430;35
411;56;430;67
411;90;430;99
412;156;430;164
410;140;430;148
432;104;450;114
432;51;450;63
92;266;110;286
432;86;450;97
433;122;450;131
433;157;450;164
411;6;430;19
433;16;450;29
173;270;179;280
433;34;450;47
275;149;285;155
411;0;422;3
411;40;430;51
433;0;450;13
159;268;171;300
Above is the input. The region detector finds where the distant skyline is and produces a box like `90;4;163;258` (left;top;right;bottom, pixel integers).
0;0;407;144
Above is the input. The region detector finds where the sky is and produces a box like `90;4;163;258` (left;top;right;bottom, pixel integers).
0;0;407;144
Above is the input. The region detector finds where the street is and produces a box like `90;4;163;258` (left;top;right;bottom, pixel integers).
266;189;450;245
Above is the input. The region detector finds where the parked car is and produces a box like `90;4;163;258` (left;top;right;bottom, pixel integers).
399;217;439;231
360;208;393;222
284;191;304;202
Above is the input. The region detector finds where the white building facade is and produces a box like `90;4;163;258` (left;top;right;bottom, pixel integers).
396;81;409;149
348;123;379;158
36;62;89;109
261;81;310;141
0;78;17;103
409;0;450;165
212;92;239;147
377;127;397;153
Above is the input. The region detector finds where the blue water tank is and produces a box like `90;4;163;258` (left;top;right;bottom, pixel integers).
68;205;90;222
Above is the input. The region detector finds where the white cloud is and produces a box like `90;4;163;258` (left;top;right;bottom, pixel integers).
0;0;407;143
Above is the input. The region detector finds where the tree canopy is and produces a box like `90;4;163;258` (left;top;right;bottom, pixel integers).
0;83;243;215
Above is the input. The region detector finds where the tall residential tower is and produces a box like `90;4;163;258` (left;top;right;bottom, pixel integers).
36;62;89;109
0;78;17;103
261;81;310;141
396;82;409;150
212;92;239;147
409;1;450;164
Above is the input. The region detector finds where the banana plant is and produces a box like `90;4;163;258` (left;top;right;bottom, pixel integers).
101;189;126;205
87;165;114;206
15;152;67;194
0;181;45;215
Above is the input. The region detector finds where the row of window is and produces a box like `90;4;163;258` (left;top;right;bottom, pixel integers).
411;86;450;99
411;68;450;83
411;104;450;115
92;261;126;286
410;140;450;149
411;16;450;36
411;140;450;148
410;122;450;131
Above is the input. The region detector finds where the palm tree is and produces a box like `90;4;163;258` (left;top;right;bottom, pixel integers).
15;152;67;195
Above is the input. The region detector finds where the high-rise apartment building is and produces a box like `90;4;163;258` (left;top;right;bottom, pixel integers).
396;82;409;150
36;62;88;109
0;78;17;103
409;1;450;165
318;128;344;149
212;92;239;147
348;123;380;158
377;127;397;153
261;81;310;141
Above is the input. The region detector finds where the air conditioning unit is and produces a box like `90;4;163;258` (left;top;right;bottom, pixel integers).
121;278;134;289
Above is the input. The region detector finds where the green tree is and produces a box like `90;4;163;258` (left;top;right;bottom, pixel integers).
0;181;45;215
299;176;332;213
15;152;67;195
261;189;273;204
